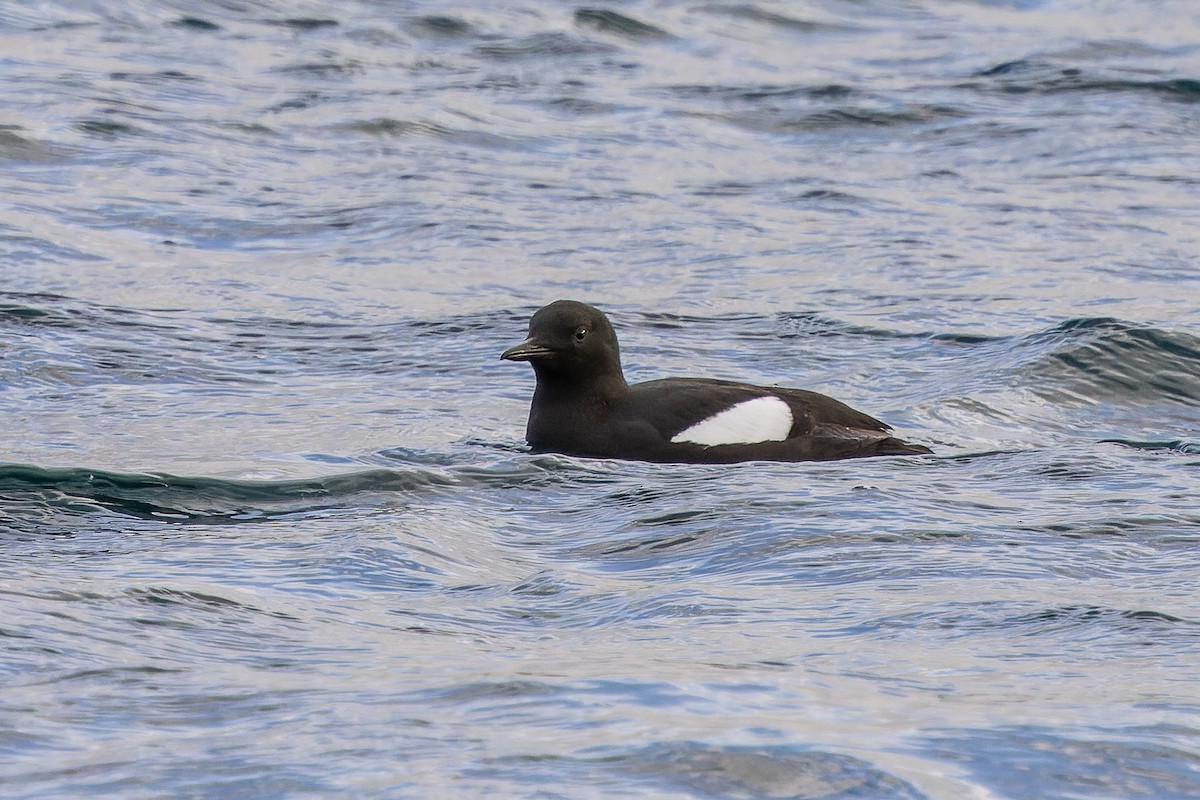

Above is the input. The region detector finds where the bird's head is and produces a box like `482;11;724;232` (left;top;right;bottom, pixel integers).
501;300;623;384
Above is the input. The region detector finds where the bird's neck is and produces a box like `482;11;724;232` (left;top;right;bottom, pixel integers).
533;369;628;407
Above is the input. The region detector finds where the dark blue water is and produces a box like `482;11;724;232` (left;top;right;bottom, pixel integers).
3;1;1199;797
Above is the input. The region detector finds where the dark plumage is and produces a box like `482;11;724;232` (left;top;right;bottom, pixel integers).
501;300;932;463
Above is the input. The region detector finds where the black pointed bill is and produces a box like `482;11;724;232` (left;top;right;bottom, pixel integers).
501;340;555;361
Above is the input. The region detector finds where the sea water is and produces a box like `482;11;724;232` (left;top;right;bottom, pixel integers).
2;1;1199;797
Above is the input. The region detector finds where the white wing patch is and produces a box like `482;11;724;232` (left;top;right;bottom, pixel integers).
670;396;794;447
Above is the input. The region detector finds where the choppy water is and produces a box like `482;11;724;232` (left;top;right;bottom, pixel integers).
3;1;1200;797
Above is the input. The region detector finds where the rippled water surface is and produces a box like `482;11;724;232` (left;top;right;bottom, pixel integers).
3;1;1199;797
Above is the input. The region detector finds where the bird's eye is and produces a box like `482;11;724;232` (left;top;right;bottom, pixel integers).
574;327;588;342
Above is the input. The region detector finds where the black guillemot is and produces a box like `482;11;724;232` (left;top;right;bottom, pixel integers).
501;300;932;463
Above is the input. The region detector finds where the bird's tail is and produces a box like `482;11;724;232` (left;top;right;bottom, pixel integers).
871;436;933;457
